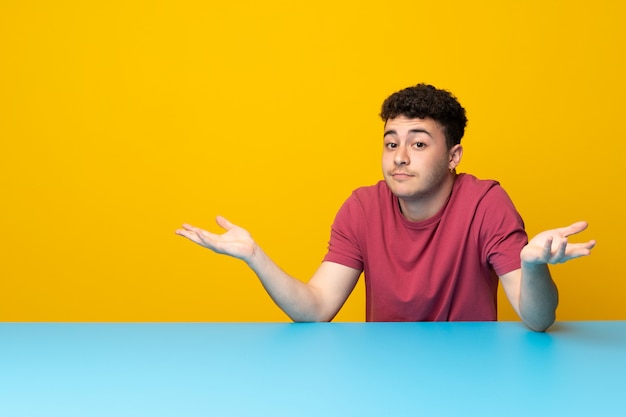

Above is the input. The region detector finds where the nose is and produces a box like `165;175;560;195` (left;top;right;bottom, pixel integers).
394;147;409;166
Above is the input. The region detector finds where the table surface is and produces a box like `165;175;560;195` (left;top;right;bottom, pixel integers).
1;321;625;417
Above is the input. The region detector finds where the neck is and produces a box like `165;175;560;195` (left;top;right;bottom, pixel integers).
398;173;457;222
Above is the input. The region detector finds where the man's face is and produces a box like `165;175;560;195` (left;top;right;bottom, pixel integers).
382;116;459;201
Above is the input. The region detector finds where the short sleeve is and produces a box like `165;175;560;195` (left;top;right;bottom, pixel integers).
323;194;365;271
476;186;528;276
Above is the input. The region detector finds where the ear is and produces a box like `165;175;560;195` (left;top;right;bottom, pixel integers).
449;144;463;171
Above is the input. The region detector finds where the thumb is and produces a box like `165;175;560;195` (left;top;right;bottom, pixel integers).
562;221;589;237
215;215;235;231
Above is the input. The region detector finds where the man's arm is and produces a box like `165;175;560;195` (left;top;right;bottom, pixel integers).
499;221;596;332
176;216;361;322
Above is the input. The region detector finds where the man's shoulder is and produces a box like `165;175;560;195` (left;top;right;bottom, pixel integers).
456;173;501;190
455;173;509;198
451;173;513;210
350;180;393;204
453;173;521;224
352;180;389;195
337;181;394;217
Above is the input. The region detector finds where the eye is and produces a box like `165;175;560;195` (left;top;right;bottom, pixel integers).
385;142;398;149
413;142;426;149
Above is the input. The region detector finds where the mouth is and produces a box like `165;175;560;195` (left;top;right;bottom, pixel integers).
391;172;415;179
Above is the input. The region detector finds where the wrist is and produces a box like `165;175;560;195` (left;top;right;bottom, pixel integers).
521;259;543;269
244;243;264;268
520;245;546;268
520;262;551;285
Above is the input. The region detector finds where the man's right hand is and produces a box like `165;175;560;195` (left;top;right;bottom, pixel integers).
176;216;256;262
176;216;361;322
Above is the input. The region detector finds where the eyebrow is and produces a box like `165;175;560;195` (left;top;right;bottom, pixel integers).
383;128;433;138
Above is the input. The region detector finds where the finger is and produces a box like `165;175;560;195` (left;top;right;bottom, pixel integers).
175;224;196;236
196;229;225;250
553;237;568;263
179;223;197;231
198;228;220;240
542;237;553;260
564;241;596;258
560;221;589;237
568;241;596;250
196;230;213;245
177;224;204;237
216;215;235;231
176;223;218;244
175;229;203;244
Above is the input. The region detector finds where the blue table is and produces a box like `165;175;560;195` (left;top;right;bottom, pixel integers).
1;321;624;416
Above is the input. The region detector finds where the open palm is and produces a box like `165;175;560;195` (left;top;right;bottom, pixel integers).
176;216;256;261
521;221;596;265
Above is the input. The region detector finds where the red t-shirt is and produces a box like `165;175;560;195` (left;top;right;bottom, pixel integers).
323;173;527;322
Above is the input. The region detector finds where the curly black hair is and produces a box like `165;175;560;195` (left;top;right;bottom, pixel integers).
379;83;467;148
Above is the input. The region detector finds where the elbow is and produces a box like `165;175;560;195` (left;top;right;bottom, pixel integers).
524;320;554;333
519;290;559;332
288;307;335;323
521;311;556;332
291;317;331;323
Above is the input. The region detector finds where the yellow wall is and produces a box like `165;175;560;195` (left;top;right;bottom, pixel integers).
1;0;624;321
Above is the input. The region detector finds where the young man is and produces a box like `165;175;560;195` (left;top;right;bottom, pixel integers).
176;84;595;331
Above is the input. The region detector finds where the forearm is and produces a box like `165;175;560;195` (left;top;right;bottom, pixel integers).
245;245;326;322
519;263;559;332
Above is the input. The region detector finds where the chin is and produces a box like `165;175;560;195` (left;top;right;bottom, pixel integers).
387;184;423;200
